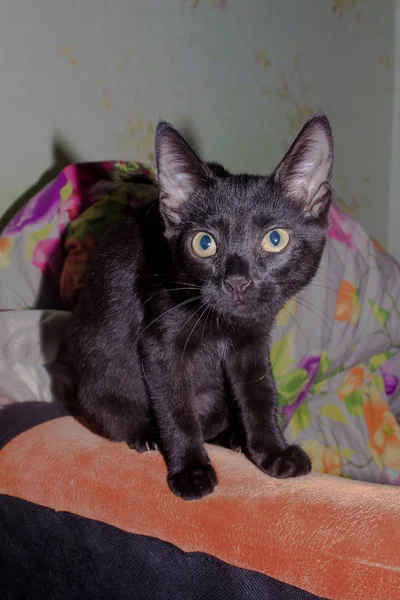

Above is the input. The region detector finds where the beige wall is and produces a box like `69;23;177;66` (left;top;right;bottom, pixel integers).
0;0;395;247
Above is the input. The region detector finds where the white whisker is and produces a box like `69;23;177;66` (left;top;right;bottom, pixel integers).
135;297;198;343
181;304;208;363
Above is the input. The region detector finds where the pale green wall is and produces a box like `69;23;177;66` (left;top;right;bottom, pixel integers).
389;0;400;259
0;0;395;246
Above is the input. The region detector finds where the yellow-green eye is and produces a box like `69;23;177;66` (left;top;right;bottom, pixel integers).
192;232;217;257
261;228;290;253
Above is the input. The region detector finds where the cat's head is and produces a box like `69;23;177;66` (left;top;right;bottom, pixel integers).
155;114;333;324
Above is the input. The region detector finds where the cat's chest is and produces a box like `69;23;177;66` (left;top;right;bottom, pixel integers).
190;340;228;417
191;339;227;372
188;339;228;393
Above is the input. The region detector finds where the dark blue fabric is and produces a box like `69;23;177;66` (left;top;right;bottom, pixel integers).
0;495;327;600
0;401;67;450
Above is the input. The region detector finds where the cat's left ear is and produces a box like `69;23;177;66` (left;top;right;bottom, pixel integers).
273;113;333;217
155;122;210;233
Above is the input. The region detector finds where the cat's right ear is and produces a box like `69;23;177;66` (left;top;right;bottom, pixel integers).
272;113;333;217
155;122;210;234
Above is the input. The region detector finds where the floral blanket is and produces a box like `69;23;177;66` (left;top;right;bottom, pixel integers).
1;161;400;485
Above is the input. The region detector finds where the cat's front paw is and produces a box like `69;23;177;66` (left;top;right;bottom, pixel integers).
260;445;312;479
168;464;218;501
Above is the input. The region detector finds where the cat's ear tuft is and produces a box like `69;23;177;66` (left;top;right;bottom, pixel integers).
155;122;210;231
273;113;333;217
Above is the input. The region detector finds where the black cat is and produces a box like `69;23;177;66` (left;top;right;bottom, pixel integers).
68;113;333;500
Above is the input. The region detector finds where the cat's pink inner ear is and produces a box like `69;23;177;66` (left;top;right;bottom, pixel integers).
274;114;333;215
155;122;209;227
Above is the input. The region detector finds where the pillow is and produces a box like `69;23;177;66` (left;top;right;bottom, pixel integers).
272;203;400;484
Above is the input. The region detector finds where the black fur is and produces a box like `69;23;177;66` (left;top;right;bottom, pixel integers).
68;114;333;500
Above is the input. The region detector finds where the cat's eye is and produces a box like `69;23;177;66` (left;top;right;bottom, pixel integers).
261;228;290;253
192;232;217;257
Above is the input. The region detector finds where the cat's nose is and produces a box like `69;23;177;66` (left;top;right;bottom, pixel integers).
224;276;253;300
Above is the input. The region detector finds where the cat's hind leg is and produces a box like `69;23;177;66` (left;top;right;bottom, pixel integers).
76;364;157;452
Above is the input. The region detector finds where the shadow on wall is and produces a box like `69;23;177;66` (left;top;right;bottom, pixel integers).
178;120;202;155
0;135;80;233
